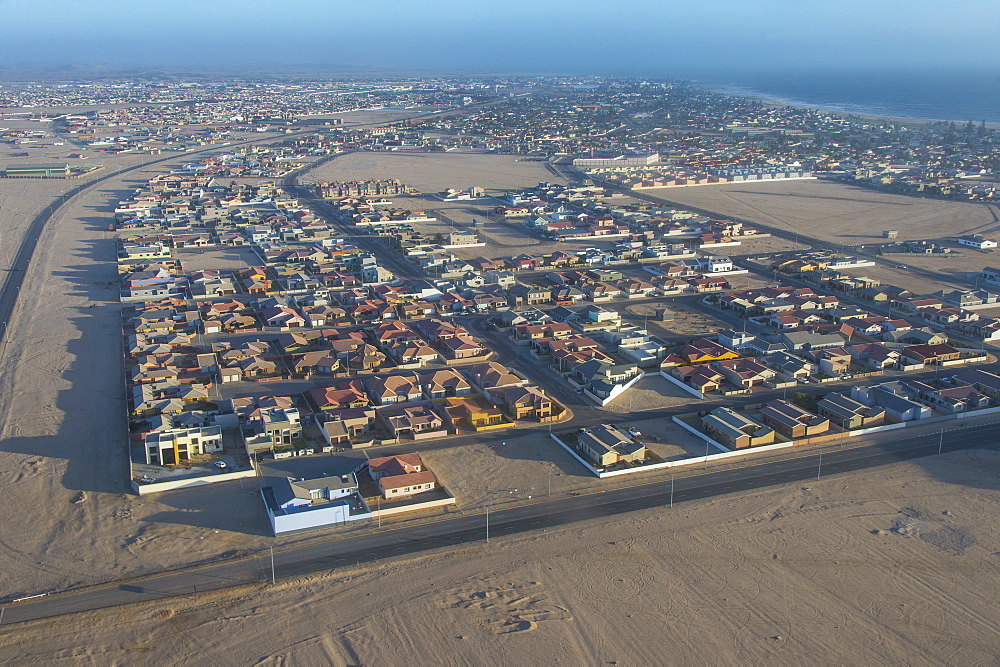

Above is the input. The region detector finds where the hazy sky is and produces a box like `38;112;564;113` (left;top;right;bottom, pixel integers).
1;0;998;78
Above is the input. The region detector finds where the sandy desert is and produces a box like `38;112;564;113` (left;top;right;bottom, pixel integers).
3;447;999;664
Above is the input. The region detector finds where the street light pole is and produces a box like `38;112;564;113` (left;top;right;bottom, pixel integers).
269;546;275;585
670;474;674;508
817;452;822;481
485;503;490;544
938;429;944;456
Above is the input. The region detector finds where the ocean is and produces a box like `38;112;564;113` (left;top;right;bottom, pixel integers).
701;68;1000;124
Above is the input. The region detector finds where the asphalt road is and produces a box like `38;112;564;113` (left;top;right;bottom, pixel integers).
3;420;996;625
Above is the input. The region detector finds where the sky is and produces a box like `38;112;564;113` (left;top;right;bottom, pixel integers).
1;0;998;79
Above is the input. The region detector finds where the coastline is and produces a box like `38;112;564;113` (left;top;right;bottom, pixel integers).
705;83;1000;130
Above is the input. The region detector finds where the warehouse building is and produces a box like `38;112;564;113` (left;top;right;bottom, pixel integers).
3;163;72;178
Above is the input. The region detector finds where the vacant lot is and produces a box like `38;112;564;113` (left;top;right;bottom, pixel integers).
650;179;1000;246
303;151;559;195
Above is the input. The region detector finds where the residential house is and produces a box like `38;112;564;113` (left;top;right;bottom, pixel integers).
464;361;526;392
759;400;830;439
901;343;962;365
779;331;845;353
712;358;776;388
816;393;886;429
441;397;508;431
954;368;1000;400
376;469;438;499
849;342;901;370
144;425;223;465
701;407;776;450
810;347;853;376
308;380;370;411
669;364;725;394
905;381;991;414
365;373;423;405
850;382;932;421
487;385;553;421
377;402;448;440
422;368;472;399
316;407;377;445
679;338;740;364
577;424;646;468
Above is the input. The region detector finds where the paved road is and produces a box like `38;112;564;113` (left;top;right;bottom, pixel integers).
3;420;996;624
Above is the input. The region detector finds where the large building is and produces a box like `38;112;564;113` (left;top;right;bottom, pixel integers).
572;153;659;168
4;163;71;178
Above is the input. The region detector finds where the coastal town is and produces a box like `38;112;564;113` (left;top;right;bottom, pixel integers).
2;74;1000;656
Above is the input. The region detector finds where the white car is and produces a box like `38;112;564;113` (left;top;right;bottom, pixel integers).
628;427;642;437
214;461;227;469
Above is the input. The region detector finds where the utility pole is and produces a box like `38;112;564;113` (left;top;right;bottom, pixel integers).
485;503;490;544
670;474;674;508
817;452;822;481
938;429;944;456
269;546;275;584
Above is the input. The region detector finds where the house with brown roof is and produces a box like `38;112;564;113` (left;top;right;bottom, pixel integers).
377;402;448;440
308;380;370;410
848;342;901;370
373;320;421;344
954;368;1000;400
346;344;388;372
365;373;423;405
513;322;574;342
669;364;725;394
368;452;425;478
388;341;440;365
316;407;377;445
377;469;437;498
440;334;487;360
262;305;306;330
463;361;526;392
422;368;472;399
901;343;961;365
487;385;553;421
810;346;853;376
712;358;776;388
293;350;344;376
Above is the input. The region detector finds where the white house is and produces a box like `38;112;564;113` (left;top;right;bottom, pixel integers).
958;234;998;250
144;425;223;465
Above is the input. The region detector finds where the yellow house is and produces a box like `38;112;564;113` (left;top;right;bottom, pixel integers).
442;397;511;432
